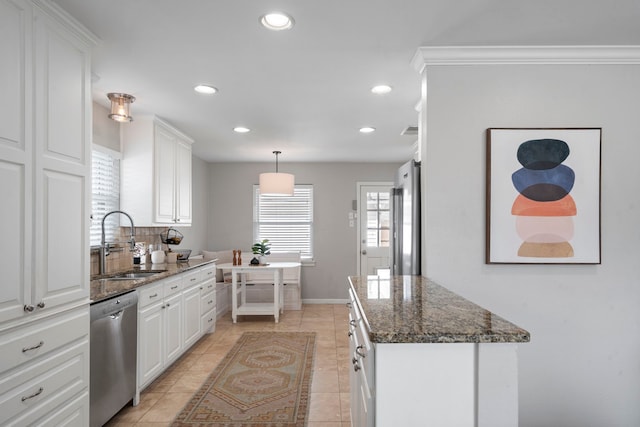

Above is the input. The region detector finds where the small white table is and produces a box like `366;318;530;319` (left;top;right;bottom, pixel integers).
216;262;301;323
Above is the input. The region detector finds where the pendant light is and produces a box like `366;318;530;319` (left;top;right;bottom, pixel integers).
107;93;135;122
259;151;294;196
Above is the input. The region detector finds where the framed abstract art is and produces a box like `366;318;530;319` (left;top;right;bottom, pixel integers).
486;128;601;264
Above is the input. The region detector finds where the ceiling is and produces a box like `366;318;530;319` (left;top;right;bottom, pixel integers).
53;0;640;163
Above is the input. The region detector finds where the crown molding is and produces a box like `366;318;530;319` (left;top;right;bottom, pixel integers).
412;46;640;72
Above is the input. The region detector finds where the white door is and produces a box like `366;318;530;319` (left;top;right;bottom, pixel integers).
358;183;393;276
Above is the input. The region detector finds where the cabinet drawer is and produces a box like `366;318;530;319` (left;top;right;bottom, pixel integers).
0;308;89;373
163;276;183;297
183;270;201;287
200;278;216;295
138;282;164;308
200;264;216;282
0;338;88;426
201;310;215;334
201;292;216;314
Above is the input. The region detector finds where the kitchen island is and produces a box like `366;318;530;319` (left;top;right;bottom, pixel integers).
348;275;530;427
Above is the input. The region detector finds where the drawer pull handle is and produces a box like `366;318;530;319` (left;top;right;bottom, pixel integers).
208;300;213;304
21;387;44;402
24;304;35;312
22;341;44;353
353;363;361;372
149;293;158;298
356;345;365;358
190;278;196;282
208;318;213;323
171;285;178;290
200;287;203;290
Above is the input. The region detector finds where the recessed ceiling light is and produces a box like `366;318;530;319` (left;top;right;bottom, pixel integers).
233;126;251;133
371;85;392;95
359;127;376;134
260;12;295;31
194;84;217;94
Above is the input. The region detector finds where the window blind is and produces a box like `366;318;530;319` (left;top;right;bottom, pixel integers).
91;148;120;246
253;185;313;259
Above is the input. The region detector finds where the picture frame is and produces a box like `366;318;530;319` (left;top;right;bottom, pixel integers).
486;128;601;264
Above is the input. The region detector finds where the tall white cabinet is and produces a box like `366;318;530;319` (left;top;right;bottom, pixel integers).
121;115;193;226
0;0;95;425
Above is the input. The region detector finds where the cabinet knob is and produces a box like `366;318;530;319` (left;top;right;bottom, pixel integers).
37;301;45;309
347;331;353;337
349;319;356;326
346;302;352;308
23;304;35;312
356;345;366;358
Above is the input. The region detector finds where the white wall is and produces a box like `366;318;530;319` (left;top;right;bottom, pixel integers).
423;64;640;426
92;102;120;152
206;162;401;300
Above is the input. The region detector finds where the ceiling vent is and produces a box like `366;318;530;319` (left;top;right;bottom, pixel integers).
401;126;418;136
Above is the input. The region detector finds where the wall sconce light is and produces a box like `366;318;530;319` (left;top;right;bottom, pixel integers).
107;93;135;122
259;150;295;196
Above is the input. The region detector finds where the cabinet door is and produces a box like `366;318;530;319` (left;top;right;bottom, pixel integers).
154;124;177;224
175;139;192;224
182;285;201;348
33;6;91;309
138;303;164;387
164;292;183;365
0;0;31;323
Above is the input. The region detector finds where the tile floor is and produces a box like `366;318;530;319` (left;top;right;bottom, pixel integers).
106;304;351;427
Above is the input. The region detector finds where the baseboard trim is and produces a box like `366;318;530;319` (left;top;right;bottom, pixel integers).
302;298;349;305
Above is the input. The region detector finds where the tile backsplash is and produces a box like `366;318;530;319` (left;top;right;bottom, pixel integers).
90;227;168;276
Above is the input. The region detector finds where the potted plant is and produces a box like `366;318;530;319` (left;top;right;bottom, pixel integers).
251;239;271;264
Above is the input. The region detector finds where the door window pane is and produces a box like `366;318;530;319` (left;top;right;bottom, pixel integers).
366;191;390;248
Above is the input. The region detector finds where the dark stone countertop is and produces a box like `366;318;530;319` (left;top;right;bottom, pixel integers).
348;275;530;344
90;259;216;303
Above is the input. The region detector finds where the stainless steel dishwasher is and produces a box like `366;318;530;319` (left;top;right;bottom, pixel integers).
90;290;138;427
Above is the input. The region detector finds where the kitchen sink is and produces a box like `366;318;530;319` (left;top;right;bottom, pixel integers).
95;270;167;281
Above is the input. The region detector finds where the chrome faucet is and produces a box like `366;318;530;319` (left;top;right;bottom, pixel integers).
100;210;136;275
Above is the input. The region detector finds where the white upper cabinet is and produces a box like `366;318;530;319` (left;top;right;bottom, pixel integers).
121;115;193;226
0;0;94;325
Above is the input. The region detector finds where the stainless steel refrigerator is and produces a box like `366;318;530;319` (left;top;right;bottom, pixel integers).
391;159;421;276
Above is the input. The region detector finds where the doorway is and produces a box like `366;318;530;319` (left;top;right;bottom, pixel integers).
357;182;393;276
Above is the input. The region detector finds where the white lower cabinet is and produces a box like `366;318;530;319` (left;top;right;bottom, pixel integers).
0;306;90;426
137;263;216;396
164;291;183;366
137;283;165;388
183;283;202;349
347;290;375;427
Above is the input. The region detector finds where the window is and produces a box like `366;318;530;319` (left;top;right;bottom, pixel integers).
91;146;120;246
366;191;390;248
253;185;313;259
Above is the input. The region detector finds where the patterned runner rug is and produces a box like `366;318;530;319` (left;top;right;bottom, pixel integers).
172;331;316;426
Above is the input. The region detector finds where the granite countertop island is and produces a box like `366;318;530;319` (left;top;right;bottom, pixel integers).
90;259;216;302
348;275;530;426
348;275;530;344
